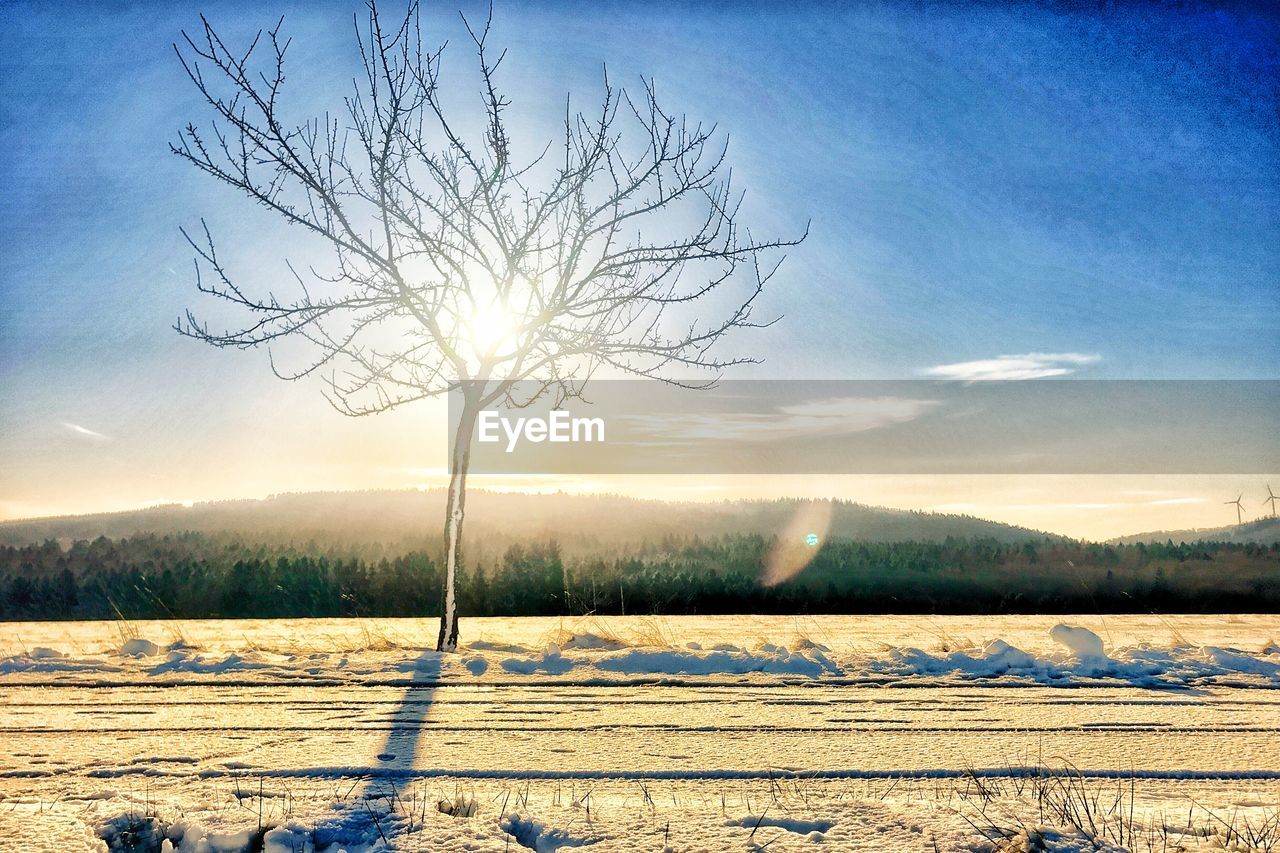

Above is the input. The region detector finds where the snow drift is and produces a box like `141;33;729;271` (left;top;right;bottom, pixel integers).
3;624;1278;690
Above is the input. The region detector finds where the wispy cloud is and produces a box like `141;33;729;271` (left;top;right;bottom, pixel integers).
922;352;1101;381
60;422;110;442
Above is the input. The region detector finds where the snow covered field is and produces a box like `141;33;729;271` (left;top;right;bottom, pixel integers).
1;615;1277;851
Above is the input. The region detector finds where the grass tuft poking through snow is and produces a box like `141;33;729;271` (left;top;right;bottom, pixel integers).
96;812;167;852
437;788;479;818
953;760;1280;853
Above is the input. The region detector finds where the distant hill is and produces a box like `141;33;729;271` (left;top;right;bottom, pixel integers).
0;489;1057;557
1111;516;1280;546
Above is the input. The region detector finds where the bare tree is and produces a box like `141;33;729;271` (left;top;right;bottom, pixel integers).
172;1;804;651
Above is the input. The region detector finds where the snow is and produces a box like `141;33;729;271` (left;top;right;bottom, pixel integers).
118;638;161;657
4;619;1276;689
985;827;1128;852
590;643;838;678
1049;624;1106;659
261;825;316;853
499;650;575;675
725;814;835;834
1;615;1277;851
556;633;628;652
501;814;600;851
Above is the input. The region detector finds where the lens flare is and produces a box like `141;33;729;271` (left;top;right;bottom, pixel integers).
761;500;833;587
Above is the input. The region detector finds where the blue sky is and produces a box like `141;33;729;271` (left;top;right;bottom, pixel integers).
0;1;1276;531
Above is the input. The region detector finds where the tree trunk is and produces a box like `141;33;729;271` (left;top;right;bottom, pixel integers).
437;398;478;652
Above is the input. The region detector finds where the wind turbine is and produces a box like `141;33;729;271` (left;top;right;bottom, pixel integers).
1264;484;1279;519
1225;494;1246;525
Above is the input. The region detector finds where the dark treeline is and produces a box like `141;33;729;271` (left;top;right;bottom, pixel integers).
2;532;1278;620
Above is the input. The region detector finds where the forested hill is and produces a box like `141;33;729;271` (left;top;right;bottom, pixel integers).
1111;517;1280;546
0;490;1056;557
3;533;1277;620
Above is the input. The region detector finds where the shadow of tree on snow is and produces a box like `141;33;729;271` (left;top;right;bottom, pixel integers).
312;648;442;847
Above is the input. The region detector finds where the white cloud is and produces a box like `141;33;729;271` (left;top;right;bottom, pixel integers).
60;422;110;441
921;352;1101;381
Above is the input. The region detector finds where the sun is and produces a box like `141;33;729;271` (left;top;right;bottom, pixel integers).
466;299;520;358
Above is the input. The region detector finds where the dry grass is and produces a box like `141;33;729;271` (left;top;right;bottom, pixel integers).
626;615;679;648
539;615;624;649
537;614;680;649
953;761;1280;852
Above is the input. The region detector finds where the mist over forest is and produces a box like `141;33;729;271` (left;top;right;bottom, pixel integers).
0;489;1060;559
4;491;1276;621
